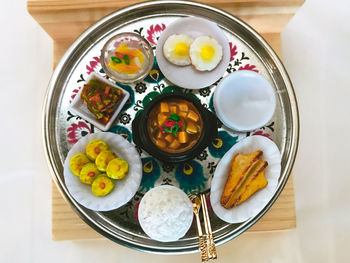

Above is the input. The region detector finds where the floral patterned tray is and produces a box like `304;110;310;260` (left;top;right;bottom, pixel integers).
43;1;299;254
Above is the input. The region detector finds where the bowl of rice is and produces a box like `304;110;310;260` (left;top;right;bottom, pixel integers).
138;185;193;242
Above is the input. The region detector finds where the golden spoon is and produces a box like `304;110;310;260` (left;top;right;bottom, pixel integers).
189;194;209;262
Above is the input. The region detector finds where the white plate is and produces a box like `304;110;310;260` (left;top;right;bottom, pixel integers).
69;72;130;131
63;132;142;211
214;70;276;131
155;17;230;89
210;135;281;223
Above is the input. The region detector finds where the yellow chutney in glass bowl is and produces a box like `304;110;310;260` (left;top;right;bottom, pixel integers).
101;32;154;84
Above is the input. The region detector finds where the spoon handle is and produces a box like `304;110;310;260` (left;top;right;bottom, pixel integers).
195;214;208;261
195;212;203;236
199;235;209;262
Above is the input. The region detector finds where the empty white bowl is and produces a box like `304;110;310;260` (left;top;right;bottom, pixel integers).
213;70;276;131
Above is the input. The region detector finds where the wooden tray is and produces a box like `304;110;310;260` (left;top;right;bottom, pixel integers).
28;0;302;242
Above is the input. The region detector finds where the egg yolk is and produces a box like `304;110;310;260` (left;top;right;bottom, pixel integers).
200;45;215;60
175;42;189;56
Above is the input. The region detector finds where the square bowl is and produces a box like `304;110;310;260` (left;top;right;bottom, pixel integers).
69;72;130;131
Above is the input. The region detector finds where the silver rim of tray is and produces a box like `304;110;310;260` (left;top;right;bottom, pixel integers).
42;0;299;254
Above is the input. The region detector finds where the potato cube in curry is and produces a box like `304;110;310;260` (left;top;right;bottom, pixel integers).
186;121;199;134
178;131;189;144
187;111;199;122
157;112;168;126
170;105;177;114
160;102;169;113
178;111;187;118
178;103;189;112
155;139;167;149
165;134;175;143
168;139;181;149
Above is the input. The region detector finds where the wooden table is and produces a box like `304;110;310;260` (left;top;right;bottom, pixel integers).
27;0;302;241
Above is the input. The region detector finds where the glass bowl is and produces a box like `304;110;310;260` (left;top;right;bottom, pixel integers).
100;32;154;84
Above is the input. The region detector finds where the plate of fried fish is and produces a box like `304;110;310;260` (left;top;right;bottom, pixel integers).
210;135;281;223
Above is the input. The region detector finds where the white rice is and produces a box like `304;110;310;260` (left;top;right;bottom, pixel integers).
139;185;193;242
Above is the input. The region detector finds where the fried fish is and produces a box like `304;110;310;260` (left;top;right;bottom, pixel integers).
220;150;268;208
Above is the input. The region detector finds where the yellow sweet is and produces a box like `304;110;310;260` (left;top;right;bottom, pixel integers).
79;163;100;185
106;158;129;179
91;174;114;196
95;150;117;172
85;139;109;161
69;153;91;176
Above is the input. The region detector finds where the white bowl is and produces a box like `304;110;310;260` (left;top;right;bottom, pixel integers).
138;185;193;242
156;17;230;89
69;72;130;131
214;70;276;131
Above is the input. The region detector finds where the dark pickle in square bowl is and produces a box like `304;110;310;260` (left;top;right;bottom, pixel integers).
132;93;218;163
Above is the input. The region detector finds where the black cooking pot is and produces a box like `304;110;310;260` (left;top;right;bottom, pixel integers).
132;92;218;163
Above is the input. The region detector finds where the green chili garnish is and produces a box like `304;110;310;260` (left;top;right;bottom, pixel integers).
172;124;179;137
124;55;130;65
169;113;181;121
172;124;179;133
111;57;122;63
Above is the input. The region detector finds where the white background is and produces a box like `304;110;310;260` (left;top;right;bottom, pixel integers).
1;0;349;262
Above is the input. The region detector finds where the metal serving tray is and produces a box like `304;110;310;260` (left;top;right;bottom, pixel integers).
43;0;299;254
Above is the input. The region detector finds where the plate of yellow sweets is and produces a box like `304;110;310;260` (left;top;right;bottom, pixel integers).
210;135;281;223
64;132;142;211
